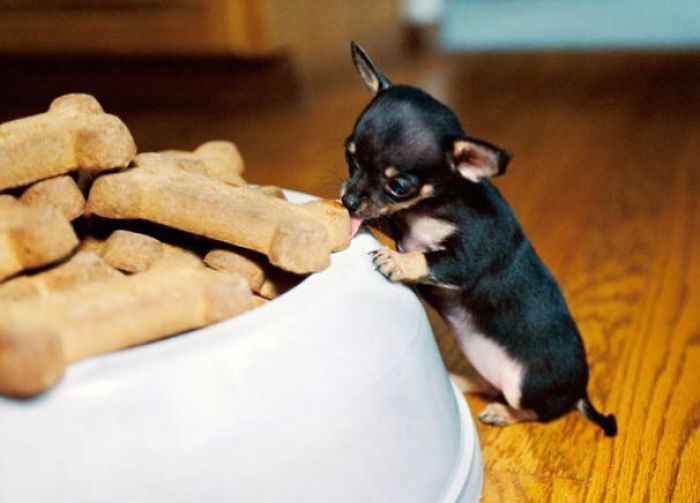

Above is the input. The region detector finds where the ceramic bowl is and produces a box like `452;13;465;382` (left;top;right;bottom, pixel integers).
0;191;482;502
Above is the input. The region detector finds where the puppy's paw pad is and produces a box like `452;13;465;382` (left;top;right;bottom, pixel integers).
478;403;513;427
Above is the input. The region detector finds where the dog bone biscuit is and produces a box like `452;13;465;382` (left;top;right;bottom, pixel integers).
20;175;86;221
86;164;342;273
0;251;122;301
301;200;352;252
268;216;329;272
157;140;246;186
258;267;302;300
0;195;21;210
204;249;266;292
191;140;244;176
252;296;268;308
0;267;253;398
0;94;136;191
156;243;205;270
101;230;164;273
80;233;203;271
256;186;287;200
78;236;106;255
0;198;79;281
135;152;245;187
204;247;305;297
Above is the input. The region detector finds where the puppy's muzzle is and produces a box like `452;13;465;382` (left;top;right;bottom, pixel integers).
341;193;361;214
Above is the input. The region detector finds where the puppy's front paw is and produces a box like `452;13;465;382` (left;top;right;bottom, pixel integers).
370;248;428;283
370;247;404;282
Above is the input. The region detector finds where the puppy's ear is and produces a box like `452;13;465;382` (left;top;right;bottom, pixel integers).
448;136;512;183
351;41;391;96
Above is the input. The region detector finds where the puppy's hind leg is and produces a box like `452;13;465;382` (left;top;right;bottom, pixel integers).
449;370;499;396
478;367;537;427
450;353;500;396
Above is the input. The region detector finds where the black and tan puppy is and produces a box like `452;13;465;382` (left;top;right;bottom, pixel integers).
341;42;616;436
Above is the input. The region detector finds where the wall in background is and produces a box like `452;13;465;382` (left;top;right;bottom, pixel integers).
439;0;700;50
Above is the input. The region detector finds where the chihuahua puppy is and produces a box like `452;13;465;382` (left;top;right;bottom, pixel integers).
341;43;617;436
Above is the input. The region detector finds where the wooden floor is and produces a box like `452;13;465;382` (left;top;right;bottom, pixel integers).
7;51;698;501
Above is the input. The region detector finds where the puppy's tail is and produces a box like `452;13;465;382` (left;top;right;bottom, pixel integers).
576;395;617;437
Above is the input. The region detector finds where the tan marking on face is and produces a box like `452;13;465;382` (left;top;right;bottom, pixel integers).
386;195;423;213
384;183;436;213
420;184;434;197
347;142;356;154
384;167;399;178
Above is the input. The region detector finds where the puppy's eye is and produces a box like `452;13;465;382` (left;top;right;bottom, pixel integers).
385;177;417;199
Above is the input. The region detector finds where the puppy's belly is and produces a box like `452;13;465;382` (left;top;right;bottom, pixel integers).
445;304;525;407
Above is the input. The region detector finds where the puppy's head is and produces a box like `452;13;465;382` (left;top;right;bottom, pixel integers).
341;42;511;220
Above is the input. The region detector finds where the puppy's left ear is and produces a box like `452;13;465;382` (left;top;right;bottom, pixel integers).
448;136;512;183
351;41;392;96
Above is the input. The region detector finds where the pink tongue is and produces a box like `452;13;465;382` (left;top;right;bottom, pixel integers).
350;216;364;237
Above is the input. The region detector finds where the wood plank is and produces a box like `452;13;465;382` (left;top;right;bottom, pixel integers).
481;471;586;503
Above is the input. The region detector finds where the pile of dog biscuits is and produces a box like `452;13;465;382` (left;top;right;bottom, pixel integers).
0;94;351;399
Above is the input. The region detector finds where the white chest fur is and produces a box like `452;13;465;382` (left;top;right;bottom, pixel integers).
399;216;457;253
445;303;525;408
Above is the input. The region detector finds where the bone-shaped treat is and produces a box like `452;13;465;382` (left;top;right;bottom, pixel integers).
252;296;268;308
0;94;136;191
204;248;304;297
101;230;164;273
249;190;351;247
86;163;350;273
156;140;246;186
78;235;106;255
0;194;18;209
258;267;302;300
0;251;123;302
256;186;287;200
301;200;352;252
101;230;205;272
0;267;253;398
204;249;266;292
0;197;79;281
152;243;205;270
20;175;86;221
80;231;204;272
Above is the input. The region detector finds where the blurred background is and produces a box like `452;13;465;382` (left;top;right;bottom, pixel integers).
1;0;698;152
2;1;697;500
2;0;697;190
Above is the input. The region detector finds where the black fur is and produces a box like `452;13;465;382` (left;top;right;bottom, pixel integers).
342;42;616;436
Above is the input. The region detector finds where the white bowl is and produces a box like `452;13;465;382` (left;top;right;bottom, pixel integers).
0;192;482;503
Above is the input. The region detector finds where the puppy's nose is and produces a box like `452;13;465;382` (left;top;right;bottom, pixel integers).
342;193;361;213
